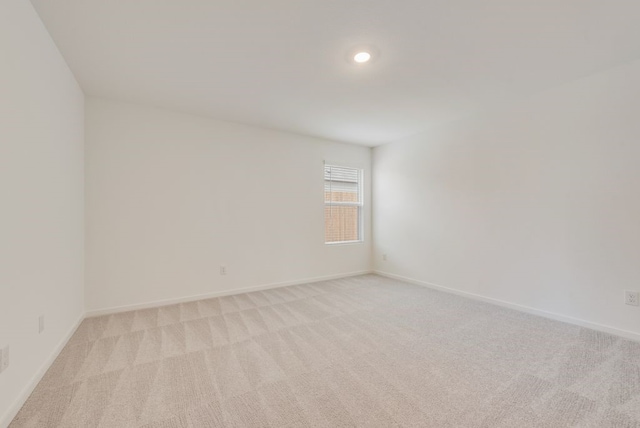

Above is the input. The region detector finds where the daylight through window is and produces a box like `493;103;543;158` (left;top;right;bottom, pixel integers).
324;164;363;244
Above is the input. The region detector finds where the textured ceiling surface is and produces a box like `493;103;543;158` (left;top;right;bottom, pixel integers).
30;0;640;145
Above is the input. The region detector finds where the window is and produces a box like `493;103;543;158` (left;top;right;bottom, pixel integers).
324;164;363;244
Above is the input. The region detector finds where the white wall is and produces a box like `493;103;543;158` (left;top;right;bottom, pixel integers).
0;0;85;425
85;97;371;312
374;60;640;338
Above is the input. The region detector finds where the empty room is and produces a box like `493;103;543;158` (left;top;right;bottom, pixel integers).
2;0;640;426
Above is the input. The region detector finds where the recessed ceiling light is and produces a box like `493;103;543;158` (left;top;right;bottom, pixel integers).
353;51;372;63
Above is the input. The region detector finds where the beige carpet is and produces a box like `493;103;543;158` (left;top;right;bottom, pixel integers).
10;274;640;427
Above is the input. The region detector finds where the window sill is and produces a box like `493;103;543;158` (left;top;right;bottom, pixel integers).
325;240;364;246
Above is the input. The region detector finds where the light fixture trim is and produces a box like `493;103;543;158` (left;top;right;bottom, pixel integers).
353;51;372;63
346;45;379;65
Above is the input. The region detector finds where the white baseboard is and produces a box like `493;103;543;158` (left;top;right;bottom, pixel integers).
375;270;640;343
1;313;86;428
2;270;373;426
86;270;374;318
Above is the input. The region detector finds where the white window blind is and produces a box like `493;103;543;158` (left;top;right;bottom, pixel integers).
324;164;363;244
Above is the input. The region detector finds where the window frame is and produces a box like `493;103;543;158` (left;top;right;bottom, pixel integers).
324;164;364;245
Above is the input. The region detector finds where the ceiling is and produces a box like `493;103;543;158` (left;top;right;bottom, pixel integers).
30;0;640;146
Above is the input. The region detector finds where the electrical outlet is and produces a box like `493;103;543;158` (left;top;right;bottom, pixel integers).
0;346;9;373
382;254;387;261
220;266;227;275
39;315;45;333
625;290;639;306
